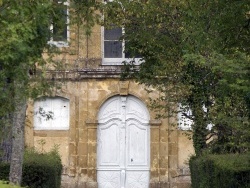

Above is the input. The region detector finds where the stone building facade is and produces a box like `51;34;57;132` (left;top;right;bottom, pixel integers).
25;6;194;188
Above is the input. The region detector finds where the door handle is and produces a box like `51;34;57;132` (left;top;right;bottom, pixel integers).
131;158;133;162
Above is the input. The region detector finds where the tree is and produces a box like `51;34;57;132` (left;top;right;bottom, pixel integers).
0;0;66;185
177;0;249;155
0;0;101;185
103;0;250;155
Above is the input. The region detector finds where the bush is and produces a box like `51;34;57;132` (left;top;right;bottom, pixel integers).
189;153;250;188
0;148;62;188
22;148;62;188
0;162;10;181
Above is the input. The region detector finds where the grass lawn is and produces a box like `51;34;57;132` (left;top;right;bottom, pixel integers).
0;181;25;188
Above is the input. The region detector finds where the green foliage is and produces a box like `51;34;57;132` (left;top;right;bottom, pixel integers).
0;148;62;188
189;154;250;188
0;1;68;184
0;162;9;180
104;0;250;155
22;148;62;188
181;53;250;155
0;0;100;184
0;0;66;117
183;0;250;55
71;0;101;36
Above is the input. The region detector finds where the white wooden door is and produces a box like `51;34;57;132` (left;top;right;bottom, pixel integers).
97;96;150;188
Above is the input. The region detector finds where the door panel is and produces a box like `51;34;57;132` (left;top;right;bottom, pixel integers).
126;171;150;188
127;122;148;167
97;96;150;188
97;170;121;188
99;123;120;165
98;120;121;167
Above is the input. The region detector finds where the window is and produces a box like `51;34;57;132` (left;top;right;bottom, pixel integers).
34;97;70;130
102;26;142;65
48;1;69;47
178;104;213;130
178;104;193;130
102;0;142;65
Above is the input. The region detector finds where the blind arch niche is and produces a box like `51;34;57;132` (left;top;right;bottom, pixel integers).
34;96;70;130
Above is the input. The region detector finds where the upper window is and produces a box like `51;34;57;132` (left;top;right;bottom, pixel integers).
34;97;70;130
48;1;69;47
102;27;141;65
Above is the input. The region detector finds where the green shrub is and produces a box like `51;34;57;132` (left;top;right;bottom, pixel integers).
0;148;62;188
190;153;250;188
0;162;10;181
22;148;62;188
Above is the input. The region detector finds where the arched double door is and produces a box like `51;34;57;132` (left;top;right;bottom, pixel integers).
97;95;150;188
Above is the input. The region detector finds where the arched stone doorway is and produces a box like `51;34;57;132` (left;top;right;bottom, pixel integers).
97;95;150;188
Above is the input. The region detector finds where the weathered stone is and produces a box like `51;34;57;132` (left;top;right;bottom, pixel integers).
88;129;97;142
176;182;191;188
160;128;168;143
159;156;168;169
78;155;88;168
88;155;96;168
169;143;178;155
87;169;97;181
25;24;194;187
151;156;159;170
160;168;167;176
159;142;168;156
87;143;96;156
151;128;160;143
69;142;77;155
169;129;178;143
169;155;178;169
79;128;88;142
86;182;98;188
119;81;130;95
78;142;87;156
151;143;159;156
150;170;159;179
169;169;179;178
150;182;170;188
80;168;88;175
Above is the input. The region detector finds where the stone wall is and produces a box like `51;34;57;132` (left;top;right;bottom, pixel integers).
25;79;194;188
24;15;194;187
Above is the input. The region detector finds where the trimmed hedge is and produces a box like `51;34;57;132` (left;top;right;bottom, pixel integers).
189;153;250;188
0;162;10;180
0;149;62;188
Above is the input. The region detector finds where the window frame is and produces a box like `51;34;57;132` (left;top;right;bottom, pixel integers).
48;1;70;47
101;26;142;65
101;0;142;65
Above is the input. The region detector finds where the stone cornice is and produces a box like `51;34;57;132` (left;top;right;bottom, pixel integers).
33;65;139;81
